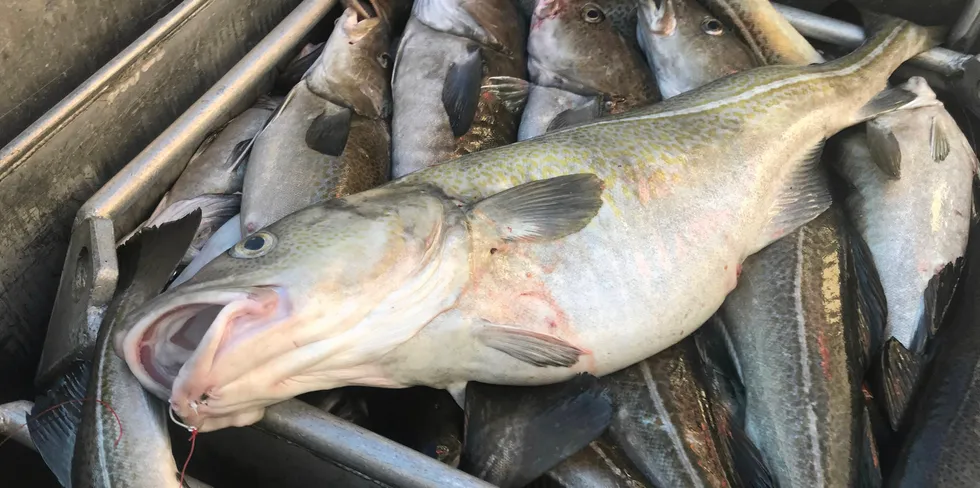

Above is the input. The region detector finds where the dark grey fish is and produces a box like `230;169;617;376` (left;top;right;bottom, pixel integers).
888;212;980;486
414;0;527;55
721;206;884;488
241;6;394;234
460;374;612;488
519;0;658;140
391;1;529;177
544;434;651;488
72;212;203;487
601;338;771;488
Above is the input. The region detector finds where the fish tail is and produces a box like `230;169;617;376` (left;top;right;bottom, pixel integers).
828;18;945;80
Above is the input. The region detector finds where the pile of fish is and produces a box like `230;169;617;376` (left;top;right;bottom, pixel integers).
8;0;980;486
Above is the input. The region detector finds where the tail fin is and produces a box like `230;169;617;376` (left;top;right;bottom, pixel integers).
859;10;948;45
829;17;945;84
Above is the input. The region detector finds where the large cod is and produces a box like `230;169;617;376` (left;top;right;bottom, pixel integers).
115;18;942;431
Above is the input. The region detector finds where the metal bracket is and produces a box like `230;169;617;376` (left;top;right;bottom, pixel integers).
35;218;118;387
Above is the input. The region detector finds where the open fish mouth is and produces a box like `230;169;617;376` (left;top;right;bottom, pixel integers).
115;287;286;401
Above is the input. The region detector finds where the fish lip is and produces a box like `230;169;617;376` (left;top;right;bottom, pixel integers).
116;286;283;401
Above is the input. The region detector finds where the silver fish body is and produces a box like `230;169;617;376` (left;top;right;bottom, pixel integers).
391;4;528;178
114;19;942;431
519;85;596;141
167;97;279;204
833;78;976;351
241;7;393;234
637;0;758;98
721;207;872;488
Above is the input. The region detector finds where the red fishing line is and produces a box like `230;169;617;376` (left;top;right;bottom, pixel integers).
178;428;198;487
0;398;123;449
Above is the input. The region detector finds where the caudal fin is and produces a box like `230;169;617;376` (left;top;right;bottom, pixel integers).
829;17;945;103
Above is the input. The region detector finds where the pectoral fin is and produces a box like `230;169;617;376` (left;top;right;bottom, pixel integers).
916;257;964;352
226;139;253;173
722;408;776;488
695;316;746;424
869;338;923;430
467;174;604;243
305;107;352;157
843;213;887;371
443;45;483;138
483;76;530;114
855;87;919;123
865;120;902;179
930;116;951;162
756;141;832;250
546;100;602;133
476;324;587;368
29;359;92;488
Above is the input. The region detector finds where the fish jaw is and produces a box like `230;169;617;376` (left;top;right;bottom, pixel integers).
120;186;476;430
307;7;392;118
115;287;285;403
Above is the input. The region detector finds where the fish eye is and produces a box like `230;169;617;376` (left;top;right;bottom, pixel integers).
581;3;605;23
701;17;724;36
377;52;391;68
229;231;278;259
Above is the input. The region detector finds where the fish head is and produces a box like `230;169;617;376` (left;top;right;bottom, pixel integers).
528;0;656;104
307;7;393;118
637;0;756;98
114;184;473;431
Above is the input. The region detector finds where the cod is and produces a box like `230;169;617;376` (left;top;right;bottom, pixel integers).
115;17;943;431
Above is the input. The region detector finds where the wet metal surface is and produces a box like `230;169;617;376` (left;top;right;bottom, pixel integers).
0;0;181;149
0;0;304;400
33;0;336;388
